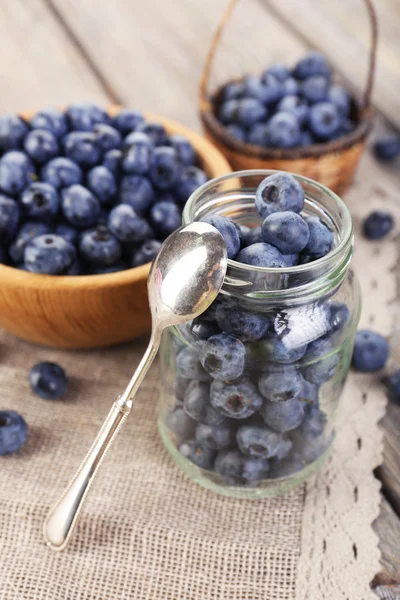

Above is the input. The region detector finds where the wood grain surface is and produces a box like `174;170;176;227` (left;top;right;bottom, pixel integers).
0;0;399;592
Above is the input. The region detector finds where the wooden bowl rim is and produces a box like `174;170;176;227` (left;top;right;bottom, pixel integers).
0;107;231;291
199;82;374;160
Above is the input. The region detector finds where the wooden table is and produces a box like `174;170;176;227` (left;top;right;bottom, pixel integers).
1;0;399;594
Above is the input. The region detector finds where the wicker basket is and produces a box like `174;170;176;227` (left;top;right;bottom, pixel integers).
199;0;378;195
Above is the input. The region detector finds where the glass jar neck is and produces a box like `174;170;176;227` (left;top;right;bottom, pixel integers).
182;170;354;305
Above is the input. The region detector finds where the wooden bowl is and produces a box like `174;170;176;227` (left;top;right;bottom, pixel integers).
0;107;231;349
199;0;377;196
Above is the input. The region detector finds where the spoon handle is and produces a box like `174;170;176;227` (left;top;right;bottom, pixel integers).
43;329;162;551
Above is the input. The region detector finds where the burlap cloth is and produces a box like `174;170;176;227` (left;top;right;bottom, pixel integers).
1;160;399;599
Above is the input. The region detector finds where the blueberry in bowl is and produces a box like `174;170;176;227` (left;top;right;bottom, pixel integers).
0;104;231;348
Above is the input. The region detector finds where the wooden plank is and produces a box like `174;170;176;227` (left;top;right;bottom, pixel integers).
0;0;109;113
267;0;400;128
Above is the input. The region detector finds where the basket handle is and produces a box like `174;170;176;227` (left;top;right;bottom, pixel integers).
199;0;378;111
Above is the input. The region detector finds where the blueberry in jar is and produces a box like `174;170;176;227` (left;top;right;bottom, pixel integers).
183;380;225;426
236;242;287;268
214;449;269;485
201;215;241;259
195;422;236;450
176;343;209;381
260;397;305;432
258;367;303;403
215;303;270;342
237;422;292;459
200;333;245;381
255;173;304;218
302;215;334;258
166;404;196;438
178;439;216;470
261;211;310;254
210;378;263;419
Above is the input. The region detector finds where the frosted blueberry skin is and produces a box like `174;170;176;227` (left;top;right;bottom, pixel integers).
202;215;241;259
200;333;246;381
363;211;394;240
261;211;310;254
29;361;68;399
184;381;225;426
210;379;263;420
24;234;76;274
0;114;30;151
0;411;28;455
178;439;216;470
79;226;122;267
9;221;51;264
0;151;35;195
255;173;304;218
351;330;389;372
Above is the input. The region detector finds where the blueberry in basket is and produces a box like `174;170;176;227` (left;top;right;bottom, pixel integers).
0;103;208;275
214;50;357;149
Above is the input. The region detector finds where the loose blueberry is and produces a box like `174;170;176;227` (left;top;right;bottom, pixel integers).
277;95;309;125
31;107;68;138
352;329;389;372
108;203;153;244
29;361;67;399
258;367;303;402
166;403;196;438
303;215;334;258
237;423;292;459
215;303;270;342
383;370;400;404
135;121;168;146
261;211;310;254
64;132;101;169
301;75;329;103
293;51;332;80
112;108;144;134
93;123;121;152
23;128;59;164
169;134;196;166
195;422;236;450
210;378;263;419
62;184;100;229
131;239;162;267
66;102;110;131
86;165;117;204
0;151;34;195
0;114;29;151
178;439;216;470
363;210;394;240
150;201;181;237
174;166;207;205
309;102;341;139
201;215;241;259
24;234;76;274
373;135;400;162
122;132;154;175
102;149;122;176
41;157;82;189
200;333;245;381
265;112;301;148
0;195;20;244
20;182;59;223
119;175;155;215
255;173;304;218
79;226;122;266
0;410;28;455
260;397;305;432
9;221;51;263
150;147;182;190
236;242;287;268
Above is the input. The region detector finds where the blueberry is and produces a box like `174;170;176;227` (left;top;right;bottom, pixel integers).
190;318;221;341
260;398;305;432
183;380;225;425
176;343;209;381
282;77;299;96
309;102;341;139
121;132;154;175
102;149;122;176
300;131;314;146
131;239;162;267
174;166;207;205
20;182;59;223
87;165;117;204
9;221;51;263
236;98;267;127
178;439;216;470
264;64;290;82
236;242;287;268
200;333;245;381
31;107;68;138
237;423;292;459
352;329;389;372
135;121;168;146
303;215;334;258
301;75;329;103
61;184;100;229
238;224;250;241
54;222;79;245
41;157;82;188
226;124;246;143
150;147;182;190
66;102;110;131
79;226;122;266
328;302;349;335
169;134;196;166
259;367;302;402
214;449;269;484
256;73;283;104
29;361;67;399
64;132;101;169
215;303;270;342
222;81;244;100
261;211;309;254
363;210;394;240
298;404;326;438
0;195;20;244
301;336;339;384
24;234;76;274
272;337;308;364
119;175;155;215
150;201;181;237
112;108;144;134
255;173;304;218
0;114;29;151
277;95;309;125
243;75;276;104
219;99;239;124
373;135;400;161
93;123;121;151
166;403;196;438
0;411;28;455
65;259;84;275
247;123;270;147
327;85;351;116
383;370;400;404
267;112;301;148
195;422;235;450
293;50;332;80
201;215;241;259
0;151;34;195
242;225;262;247
108;203;153;244
210;378;263;419
300;378;320;404
23;128;59;165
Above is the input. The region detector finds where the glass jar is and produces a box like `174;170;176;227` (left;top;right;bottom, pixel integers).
158;170;361;499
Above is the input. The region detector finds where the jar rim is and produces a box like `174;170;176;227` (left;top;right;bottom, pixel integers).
182;169;353;276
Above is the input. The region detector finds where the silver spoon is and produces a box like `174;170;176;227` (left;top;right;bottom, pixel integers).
43;222;227;551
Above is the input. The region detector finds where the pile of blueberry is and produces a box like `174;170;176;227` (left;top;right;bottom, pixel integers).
215;50;356;149
0;103;207;275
